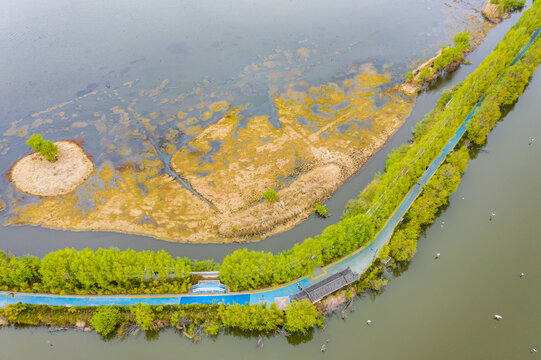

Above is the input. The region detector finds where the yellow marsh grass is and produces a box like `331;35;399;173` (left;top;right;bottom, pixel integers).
9;66;414;243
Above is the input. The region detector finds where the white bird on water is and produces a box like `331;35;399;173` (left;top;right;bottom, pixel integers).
366;320;372;325
520;272;525;278
435;253;441;259
528;138;535;145
531;348;537;353
493;314;503;320
489;212;496;221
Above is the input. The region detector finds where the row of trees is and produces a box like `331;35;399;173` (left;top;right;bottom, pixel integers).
356;7;540;294
0;248;198;294
2;300;322;338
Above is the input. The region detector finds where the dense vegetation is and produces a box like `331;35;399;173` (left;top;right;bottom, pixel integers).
26;133;58;161
417;32;471;82
0;301;322;339
0;3;539;298
490;0;525;13
0;248;210;294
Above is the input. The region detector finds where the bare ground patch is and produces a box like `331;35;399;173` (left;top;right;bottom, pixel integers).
10;141;93;197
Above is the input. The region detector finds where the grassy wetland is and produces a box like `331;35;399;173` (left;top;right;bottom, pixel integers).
0;0;496;244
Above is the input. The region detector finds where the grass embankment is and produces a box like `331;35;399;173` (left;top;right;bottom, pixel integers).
0;2;539;297
348;16;541;299
0;300;323;340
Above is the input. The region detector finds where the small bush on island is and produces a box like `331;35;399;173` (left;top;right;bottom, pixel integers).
263;188;278;202
314;202;328;217
433;32;471;71
90;306;122;337
490;0;525;12
26;133;58;161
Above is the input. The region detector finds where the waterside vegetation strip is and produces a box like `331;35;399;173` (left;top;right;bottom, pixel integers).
0;2;540;298
0;300;323;339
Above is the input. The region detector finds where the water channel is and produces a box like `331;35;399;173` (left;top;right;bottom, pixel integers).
1;0;540;358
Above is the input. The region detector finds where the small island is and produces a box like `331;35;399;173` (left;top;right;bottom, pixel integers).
10;137;93;197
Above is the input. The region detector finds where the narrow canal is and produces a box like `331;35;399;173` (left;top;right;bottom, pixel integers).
1;40;540;360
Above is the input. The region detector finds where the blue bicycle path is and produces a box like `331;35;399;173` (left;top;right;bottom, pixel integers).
1;28;539;309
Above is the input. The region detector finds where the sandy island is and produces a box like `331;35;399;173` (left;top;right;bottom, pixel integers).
10;141;94;197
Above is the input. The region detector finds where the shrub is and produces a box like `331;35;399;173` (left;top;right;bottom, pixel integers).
314;202;328;217
90;306;122;336
130;303;155;331
405;72;414;81
490;0;525;12
263;188;278;202
219;303;284;333
418;66;432;81
26;133;58;161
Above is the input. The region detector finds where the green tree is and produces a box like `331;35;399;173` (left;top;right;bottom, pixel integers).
26;134;58;161
130;303;155;331
314;203;328;217
284;299;319;335
219;303;283;332
90;306;122;337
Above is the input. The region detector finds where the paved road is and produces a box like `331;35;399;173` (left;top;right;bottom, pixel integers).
1;28;539;309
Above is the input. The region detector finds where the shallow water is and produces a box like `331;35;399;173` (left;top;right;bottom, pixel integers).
0;0;506;258
1;59;540;360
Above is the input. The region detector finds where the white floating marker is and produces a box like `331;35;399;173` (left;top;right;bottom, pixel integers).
493;314;502;320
